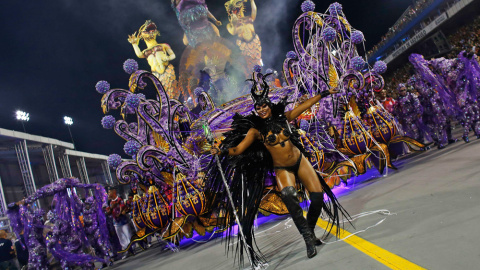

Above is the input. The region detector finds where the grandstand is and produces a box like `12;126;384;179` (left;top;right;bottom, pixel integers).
368;0;480;70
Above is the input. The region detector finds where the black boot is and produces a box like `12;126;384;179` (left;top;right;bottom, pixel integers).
306;192;324;246
281;186;317;258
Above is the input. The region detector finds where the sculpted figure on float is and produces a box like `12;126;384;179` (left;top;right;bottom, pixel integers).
225;0;263;71
171;0;247;104
128;20;178;98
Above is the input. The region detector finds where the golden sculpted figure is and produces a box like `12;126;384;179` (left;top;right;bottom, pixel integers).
225;0;263;71
128;20;178;98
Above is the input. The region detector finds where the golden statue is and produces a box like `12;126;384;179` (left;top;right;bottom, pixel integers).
128;20;178;98
225;0;263;71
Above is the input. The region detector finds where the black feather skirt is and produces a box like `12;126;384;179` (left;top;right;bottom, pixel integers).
204;113;350;267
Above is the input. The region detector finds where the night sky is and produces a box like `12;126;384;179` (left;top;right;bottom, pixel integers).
0;0;410;157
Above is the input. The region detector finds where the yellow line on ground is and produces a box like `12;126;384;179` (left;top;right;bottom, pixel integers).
308;213;426;270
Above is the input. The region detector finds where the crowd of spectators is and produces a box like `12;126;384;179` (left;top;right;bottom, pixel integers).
382;15;480;99
367;0;435;57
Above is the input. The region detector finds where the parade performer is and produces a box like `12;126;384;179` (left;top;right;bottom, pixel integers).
225;0;263;72
128;21;177;98
409;54;456;149
83;196;112;262
208;74;350;267
377;89;396;114
394;83;426;142
453;52;480;142
105;187;133;258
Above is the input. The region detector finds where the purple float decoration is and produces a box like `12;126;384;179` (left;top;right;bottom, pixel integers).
95;80;110;94
123;59;139;74
322;27;337;42
286;51;297;59
107;154;122;168
125;93;141;108
124;140;141;156
351;31;364;44
328;2;343;16
374;61;388;74
101;115;115;129
301;0;315;12
351;56;365;71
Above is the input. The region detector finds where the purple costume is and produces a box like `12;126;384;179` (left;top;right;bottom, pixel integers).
453;52;480;141
394;84;426;142
409;54;456;149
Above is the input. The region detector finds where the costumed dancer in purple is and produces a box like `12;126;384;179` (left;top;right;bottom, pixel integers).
452;51;480;142
83;196;112;264
208;74;350;268
409;54;456;149
394;83;426;143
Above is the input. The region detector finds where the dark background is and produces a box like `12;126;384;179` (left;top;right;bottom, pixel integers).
0;0;411;157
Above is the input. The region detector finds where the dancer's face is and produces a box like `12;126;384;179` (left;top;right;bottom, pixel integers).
255;103;272;119
379;90;387;99
399;87;407;97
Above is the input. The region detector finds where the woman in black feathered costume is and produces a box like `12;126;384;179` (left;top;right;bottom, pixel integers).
207;73;350;268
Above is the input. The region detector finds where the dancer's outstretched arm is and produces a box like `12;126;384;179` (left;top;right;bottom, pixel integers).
285;88;338;121
211;128;260;156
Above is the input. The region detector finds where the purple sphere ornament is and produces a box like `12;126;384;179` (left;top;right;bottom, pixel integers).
125;93;140;108
351;56;365;71
194;87;204;96
124;140;141;156
328;2;343;15
95;81;110;94
253;65;262;73
351;31;364;44
101;115;116;129
123;59;139;74
301;0;315;12
373;61;388;74
286;51;297;59
107;154;122;168
322;27;337;42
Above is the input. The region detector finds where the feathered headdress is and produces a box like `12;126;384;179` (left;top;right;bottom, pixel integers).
249;72;273;106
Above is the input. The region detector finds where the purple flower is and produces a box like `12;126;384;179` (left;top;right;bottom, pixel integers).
351;31;364;44
351;56;365;71
286;51;297;59
373;61;387;74
123;59;139;74
107;154;122;168
301;0;315;12
253;65;262;73
95;80;110;94
125;93;140;108
322;27;337;42
137;93;146;100
101;115;116;129
328;2;343;16
124;140;141;156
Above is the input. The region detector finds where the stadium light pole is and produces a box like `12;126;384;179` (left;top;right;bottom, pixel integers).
64;116;75;149
16;110;30;132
